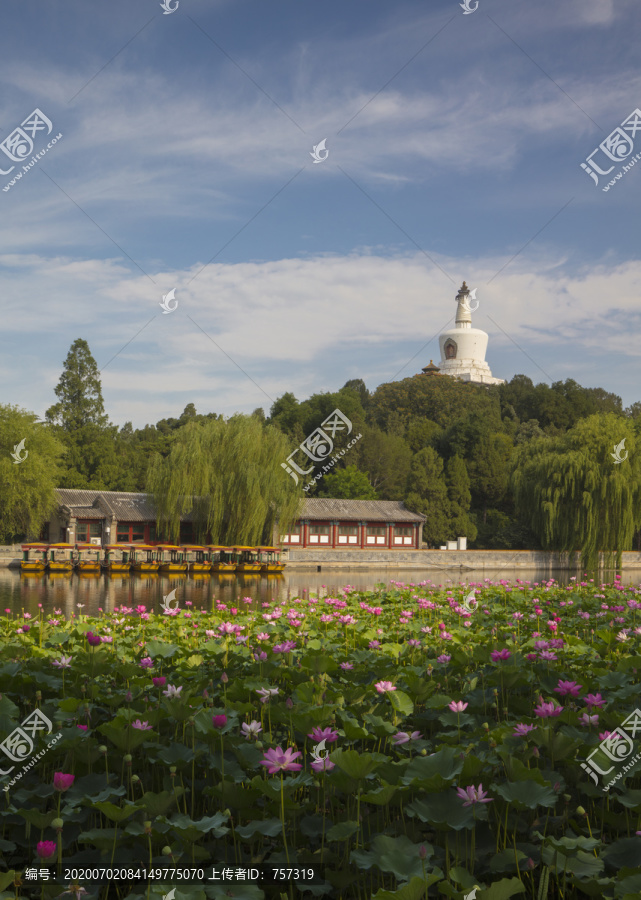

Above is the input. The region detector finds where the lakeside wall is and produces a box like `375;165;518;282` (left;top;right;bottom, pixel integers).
4;545;641;571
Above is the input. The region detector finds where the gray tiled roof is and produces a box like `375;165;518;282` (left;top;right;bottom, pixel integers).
301;499;425;522
55;489;193;523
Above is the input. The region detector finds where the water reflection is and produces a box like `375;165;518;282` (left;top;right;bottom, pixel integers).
2;566;638;619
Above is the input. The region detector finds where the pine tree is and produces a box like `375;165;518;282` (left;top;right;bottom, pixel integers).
404;447;450;546
45;339;109;430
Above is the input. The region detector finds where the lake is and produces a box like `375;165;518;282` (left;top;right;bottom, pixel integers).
2;566;638;618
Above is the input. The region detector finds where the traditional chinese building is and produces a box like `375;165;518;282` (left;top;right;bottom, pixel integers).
422;281;504;385
42;490;424;551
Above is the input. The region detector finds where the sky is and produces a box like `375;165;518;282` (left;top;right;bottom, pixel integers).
1;0;640;428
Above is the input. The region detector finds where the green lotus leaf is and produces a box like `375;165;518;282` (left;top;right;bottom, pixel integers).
494;780;559;809
326;820;359;840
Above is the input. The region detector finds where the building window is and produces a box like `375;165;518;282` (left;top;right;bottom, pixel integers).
393;525;414;546
445;340;457;359
117;523;147;543
280;523;301;544
366;525;387;546
309;523;330;544
338;524;358;545
76;522;102;543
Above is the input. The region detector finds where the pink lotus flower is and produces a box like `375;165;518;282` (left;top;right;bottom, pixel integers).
490;649;511;662
456;783;493;807
534;700;564;718
162;684;183;698
85;632;101;647
555;680;582;697
256;632;270;641
260;745;303;774
51;655;72;668
36;840;57;860
77;724;88;731
152;677;166;687
241;720;262;739
369;640;381;649
212;714;227;729
513;723;536;737
449;701;468;713
579;713;599;726
132;719;152;730
308;727;339;744
310;757;335;773
256;687;279;703
584;693;606;709
392;731;421;745
340;662;354;670
437;654;451;664
374;681;396;694
273;640;297;654
53;772;75;792
139;657;154;668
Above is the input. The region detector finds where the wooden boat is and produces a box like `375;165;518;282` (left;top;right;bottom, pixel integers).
181;545;212;573
74;543;102;573
129;544;160;573
257;546;286;573
155;544;188;573
20;543;48;573
47;543;75;573
101;544;131;573
207;546;237;572
233;546;262;572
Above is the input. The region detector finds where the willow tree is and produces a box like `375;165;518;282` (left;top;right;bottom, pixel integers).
512;413;641;569
146;414;303;545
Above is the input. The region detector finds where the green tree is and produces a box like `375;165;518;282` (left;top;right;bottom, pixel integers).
445;455;477;542
146;415;302;545
45;339;109;430
512;413;641;569
318;464;377;499
356;426;412;498
404;448;450;546
0;405;66;541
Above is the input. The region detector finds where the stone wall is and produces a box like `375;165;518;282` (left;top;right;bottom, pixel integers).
4;545;641;570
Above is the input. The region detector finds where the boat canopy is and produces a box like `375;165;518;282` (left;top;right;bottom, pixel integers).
155;544;181;551
257;546;280;551
48;543;75;549
104;544;129;550
75;543;101;550
231;546;258;551
127;544;157;550
21;543;48;550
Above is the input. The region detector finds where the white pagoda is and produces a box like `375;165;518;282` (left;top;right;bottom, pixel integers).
425;281;504;385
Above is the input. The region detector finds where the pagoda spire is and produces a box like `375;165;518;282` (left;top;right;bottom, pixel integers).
454;281;472;328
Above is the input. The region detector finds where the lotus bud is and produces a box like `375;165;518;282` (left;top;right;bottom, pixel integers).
419;844;427;859
125;691;132;702
576;805;586;816
221;672;229;684
420;748;427;756
162;846;172;856
563;794;571;802
98;745;108;754
169;766;176;774
123;754;132;766
51;818;64;831
483;722;489;730
532;746;539;757
35;691;42;701
527;858;535;870
223;808;231;817
144;821;152;835
286;698;293;709
131;774;140;783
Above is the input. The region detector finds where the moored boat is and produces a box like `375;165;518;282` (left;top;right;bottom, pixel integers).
74;543;102;573
20;543;48;573
156;544;188;573
181;545;212;573
208;546;237;572
233;546;261;572
257;546;286;573
129;544;160;573
47;543;75;573
102;544;131;573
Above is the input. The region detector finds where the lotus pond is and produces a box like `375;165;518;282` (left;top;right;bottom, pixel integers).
1;578;641;900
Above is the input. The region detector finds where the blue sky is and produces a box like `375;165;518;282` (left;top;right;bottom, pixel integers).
1;0;639;427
